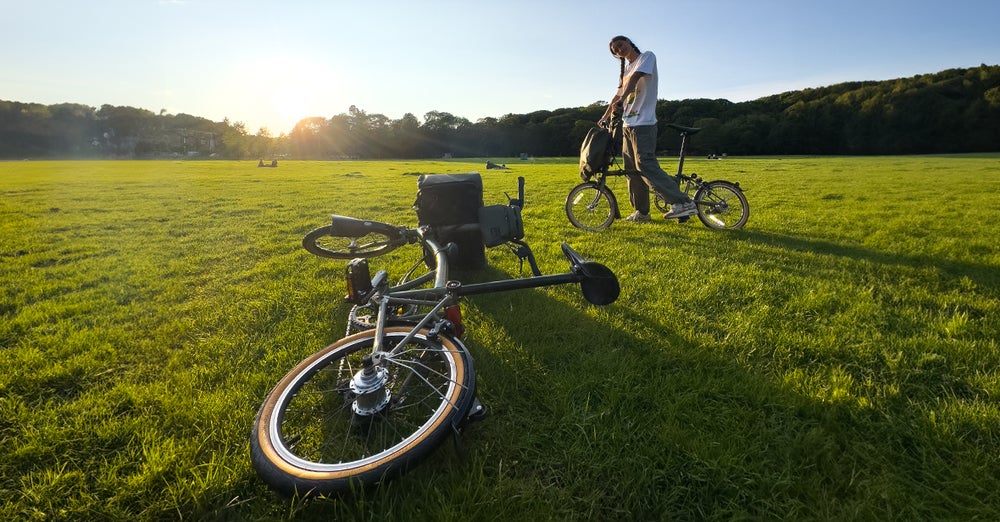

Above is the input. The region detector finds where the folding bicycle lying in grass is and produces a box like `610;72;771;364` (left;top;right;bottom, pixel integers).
566;117;750;231
250;176;619;496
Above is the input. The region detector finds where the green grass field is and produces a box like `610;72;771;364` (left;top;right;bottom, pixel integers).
2;155;999;520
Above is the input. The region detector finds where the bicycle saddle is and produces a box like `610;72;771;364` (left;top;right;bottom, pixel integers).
666;123;702;135
561;243;620;305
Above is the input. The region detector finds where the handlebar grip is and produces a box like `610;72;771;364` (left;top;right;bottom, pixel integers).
329;215;402;239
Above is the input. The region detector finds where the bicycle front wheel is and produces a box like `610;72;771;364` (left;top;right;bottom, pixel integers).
302;224;400;259
566;183;616;231
250;327;476;496
694;181;749;230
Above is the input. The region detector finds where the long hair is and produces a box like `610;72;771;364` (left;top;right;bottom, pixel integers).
609;36;641;88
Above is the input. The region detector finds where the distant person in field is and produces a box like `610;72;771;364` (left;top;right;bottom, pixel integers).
599;35;695;222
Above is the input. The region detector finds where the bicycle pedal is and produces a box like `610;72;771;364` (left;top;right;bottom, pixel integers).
465;397;489;423
449;398;488;457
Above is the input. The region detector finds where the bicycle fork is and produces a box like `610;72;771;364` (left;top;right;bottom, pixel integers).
579;177;619;216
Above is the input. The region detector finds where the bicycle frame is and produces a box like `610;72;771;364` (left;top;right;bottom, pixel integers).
357;228;615;358
596;121;699;182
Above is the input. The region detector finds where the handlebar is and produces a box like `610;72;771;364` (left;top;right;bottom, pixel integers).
505;176;525;209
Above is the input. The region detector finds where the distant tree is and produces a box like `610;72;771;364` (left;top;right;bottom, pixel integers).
422;111;471;157
218;118;249;159
290;117;329;159
2;65;999;159
390;113;423;158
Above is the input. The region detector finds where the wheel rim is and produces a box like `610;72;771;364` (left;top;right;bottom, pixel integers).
307;231;395;258
696;184;748;229
567;185;614;230
266;330;468;474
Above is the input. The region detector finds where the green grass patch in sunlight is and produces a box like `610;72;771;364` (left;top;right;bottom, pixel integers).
2;155;999;519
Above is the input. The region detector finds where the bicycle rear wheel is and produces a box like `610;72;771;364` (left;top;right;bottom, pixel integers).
302;224;400;259
250;327;476;496
694;182;749;230
566;183;616;231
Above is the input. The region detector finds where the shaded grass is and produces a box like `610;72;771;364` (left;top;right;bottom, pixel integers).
2;155;999;520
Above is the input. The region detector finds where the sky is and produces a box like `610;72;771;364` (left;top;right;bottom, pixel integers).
4;0;999;136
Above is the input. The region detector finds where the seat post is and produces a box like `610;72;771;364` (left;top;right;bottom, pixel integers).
676;132;688;176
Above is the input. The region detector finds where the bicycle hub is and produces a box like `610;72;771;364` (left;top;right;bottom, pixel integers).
351;361;390;416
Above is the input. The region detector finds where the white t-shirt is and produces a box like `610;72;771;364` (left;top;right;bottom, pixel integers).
621;51;659;127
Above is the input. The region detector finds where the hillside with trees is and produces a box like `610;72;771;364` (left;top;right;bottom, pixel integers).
2;65;997;160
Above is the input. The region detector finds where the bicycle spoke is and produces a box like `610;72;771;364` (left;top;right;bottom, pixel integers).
385;356;462;407
265;331;467;470
567;184;615;230
349;238;392;252
387;346;468;398
695;183;748;229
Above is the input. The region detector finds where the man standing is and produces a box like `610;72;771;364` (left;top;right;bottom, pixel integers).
600;35;695;222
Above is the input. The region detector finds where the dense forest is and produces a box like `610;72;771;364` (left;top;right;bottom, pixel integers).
2;65;998;160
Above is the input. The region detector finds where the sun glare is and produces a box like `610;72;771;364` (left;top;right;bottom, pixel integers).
248;54;342;133
272;82;314;127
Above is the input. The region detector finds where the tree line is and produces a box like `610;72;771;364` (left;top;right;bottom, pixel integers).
2;64;997;160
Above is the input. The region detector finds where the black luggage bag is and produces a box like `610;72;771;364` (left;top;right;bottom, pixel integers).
414;173;486;269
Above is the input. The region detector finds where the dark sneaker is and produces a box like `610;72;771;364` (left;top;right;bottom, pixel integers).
624;211;651;223
663;201;696;219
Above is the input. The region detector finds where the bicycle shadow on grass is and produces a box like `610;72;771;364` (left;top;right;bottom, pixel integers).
274;225;1000;519
729;229;999;295
279;257;1000;520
